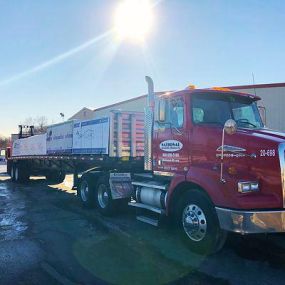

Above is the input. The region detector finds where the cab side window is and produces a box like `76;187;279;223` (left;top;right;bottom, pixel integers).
193;107;204;123
169;99;184;128
192;96;231;126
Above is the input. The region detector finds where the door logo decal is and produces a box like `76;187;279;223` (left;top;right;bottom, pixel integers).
159;140;183;152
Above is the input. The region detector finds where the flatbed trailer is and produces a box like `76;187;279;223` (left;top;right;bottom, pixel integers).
7;154;144;184
7;110;145;184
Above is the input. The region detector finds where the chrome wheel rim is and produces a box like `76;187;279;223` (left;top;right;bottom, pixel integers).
182;204;207;242
80;181;89;202
97;184;109;209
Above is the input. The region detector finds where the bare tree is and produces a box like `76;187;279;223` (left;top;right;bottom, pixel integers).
21;116;49;134
36;116;48;133
0;135;9;149
23;117;35;126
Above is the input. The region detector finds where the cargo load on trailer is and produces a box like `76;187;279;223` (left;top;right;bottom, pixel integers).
47;121;74;155
12;134;47;156
73;118;109;155
72;111;144;157
11;111;145;159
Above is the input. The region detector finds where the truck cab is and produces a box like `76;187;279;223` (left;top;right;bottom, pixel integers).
129;78;285;254
152;87;284;208
77;78;285;254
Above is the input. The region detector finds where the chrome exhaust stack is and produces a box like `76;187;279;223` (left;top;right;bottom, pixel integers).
145;76;155;108
144;76;155;171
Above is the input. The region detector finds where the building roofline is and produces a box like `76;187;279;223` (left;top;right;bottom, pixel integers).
93;91;169;112
93;94;146;112
68;107;94;120
86;82;285;115
225;82;285;90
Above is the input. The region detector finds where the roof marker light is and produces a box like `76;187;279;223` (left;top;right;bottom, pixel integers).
212;87;232;91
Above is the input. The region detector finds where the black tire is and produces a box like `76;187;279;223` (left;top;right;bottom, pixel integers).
46;171;65;184
10;164;15;182
77;177;96;208
95;176;116;216
176;190;227;255
14;164;30;183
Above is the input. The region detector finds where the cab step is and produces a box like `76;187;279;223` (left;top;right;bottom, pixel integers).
132;181;167;191
128;201;165;215
136;215;159;227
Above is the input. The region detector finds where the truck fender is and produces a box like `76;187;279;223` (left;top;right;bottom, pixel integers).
80;170;106;186
166;173;187;215
186;166;231;207
167;167;232;216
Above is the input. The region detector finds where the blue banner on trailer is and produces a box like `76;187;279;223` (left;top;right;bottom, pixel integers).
72;117;109;155
46;121;74;155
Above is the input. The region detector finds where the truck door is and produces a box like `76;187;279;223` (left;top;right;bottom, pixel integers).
153;95;189;174
189;92;232;183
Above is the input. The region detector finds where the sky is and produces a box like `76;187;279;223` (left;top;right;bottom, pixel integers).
0;0;284;136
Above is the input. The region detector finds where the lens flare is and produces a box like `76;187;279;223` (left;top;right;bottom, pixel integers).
0;30;112;87
114;0;154;42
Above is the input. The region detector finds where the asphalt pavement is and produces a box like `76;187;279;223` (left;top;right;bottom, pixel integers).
1;164;285;285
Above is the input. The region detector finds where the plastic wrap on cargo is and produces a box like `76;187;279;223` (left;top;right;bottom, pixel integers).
72;111;144;157
46;121;74;154
72;118;109;154
12;134;47;156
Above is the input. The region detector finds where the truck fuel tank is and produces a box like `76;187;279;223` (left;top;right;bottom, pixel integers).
133;181;168;209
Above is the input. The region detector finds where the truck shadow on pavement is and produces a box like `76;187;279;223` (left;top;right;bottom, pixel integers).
2;176;285;285
227;233;285;269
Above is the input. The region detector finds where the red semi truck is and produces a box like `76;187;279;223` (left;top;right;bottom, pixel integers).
7;77;285;254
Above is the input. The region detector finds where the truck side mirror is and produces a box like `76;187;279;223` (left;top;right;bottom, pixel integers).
224;119;237;135
220;119;237;183
258;106;266;125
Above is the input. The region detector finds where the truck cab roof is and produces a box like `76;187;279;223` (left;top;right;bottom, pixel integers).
158;88;261;101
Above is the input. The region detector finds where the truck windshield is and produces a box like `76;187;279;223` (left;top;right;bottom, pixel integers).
192;93;264;129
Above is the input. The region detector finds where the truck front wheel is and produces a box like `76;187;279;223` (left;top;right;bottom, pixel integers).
177;190;227;255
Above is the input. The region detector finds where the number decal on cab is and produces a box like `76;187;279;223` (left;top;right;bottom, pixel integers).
260;149;276;157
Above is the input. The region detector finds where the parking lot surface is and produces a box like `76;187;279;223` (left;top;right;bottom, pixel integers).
1;165;285;285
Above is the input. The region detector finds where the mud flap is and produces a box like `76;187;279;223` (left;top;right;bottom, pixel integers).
109;173;134;199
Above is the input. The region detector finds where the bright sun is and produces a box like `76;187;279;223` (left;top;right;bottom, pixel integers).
114;0;154;42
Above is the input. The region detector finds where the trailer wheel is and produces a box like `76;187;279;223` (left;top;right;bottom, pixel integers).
176;190;227;255
78;177;96;208
95;177;116;216
14;164;29;183
10;164;15;182
14;165;20;182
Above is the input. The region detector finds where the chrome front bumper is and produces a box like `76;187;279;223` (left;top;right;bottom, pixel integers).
216;207;285;234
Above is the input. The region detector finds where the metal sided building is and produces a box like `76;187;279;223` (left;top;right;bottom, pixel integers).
93;95;147;118
69;83;285;132
226;83;285;132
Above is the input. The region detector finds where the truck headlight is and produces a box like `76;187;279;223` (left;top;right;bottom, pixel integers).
238;181;259;193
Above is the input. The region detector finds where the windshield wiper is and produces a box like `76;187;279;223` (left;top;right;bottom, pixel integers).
236;119;257;128
198;122;223;126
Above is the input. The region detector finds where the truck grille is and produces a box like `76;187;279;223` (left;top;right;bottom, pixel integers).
278;143;285;208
